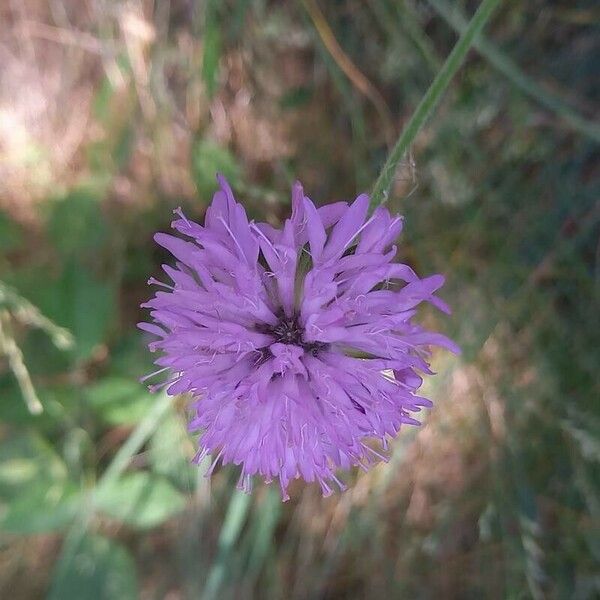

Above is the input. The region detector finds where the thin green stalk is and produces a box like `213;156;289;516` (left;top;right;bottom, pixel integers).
0;310;43;414
97;392;173;487
245;487;280;586
51;393;173;580
427;0;600;143
370;0;502;209
202;489;252;600
374;0;442;73
0;280;74;349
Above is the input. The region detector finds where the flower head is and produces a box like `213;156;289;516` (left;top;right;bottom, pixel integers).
140;175;458;499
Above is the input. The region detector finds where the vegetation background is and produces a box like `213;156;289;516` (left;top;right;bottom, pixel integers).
0;1;598;598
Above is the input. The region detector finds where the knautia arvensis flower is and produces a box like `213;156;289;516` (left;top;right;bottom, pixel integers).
140;175;458;500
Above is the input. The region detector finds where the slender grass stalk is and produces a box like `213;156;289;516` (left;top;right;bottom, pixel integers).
371;0;442;74
301;0;394;146
0;310;43;414
202;490;252;600
245;487;280;586
426;0;600;143
0;282;74;414
370;0;502;208
0;280;74;349
97;392;173;488
50;394;173;586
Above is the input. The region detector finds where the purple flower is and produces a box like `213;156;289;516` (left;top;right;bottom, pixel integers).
140;175;458;500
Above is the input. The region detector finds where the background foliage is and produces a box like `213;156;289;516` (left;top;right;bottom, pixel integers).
0;1;598;598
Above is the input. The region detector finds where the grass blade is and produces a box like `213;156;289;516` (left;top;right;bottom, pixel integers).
426;0;600;143
202;489;252;600
51;393;173;582
370;0;503;208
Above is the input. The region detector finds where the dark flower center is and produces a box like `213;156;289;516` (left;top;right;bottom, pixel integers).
257;313;328;356
272;315;304;345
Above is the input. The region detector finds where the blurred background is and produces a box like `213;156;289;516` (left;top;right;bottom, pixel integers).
0;1;598;598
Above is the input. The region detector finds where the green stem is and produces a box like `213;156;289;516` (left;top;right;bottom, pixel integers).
202;490;252;600
97;392;172;488
0;280;74;349
427;0;600;143
370;0;502;209
52;393;173;579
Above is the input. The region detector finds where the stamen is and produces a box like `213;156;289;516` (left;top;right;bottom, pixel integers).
147;379;172;393
173;207;191;227
148;277;175;290
342;214;376;253
218;216;247;260
192;446;210;465
318;477;333;497
360;442;389;463
250;223;281;261
140;366;169;383
236;472;253;493
280;480;290;502
330;473;347;491
205;448;224;478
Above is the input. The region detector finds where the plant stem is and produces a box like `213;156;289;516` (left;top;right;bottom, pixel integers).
427;0;600;143
52;393;173;580
370;0;502;209
202;490;252;600
98;392;172;488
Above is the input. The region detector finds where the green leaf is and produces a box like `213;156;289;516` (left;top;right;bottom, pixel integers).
8;263;116;363
48;534;138;600
0;210;22;253
202;3;221;98
149;410;196;491
109;332;154;377
0;458;37;488
86;377;152;426
52;262;116;361
88;54;136;176
0;481;80;534
95;471;186;529
47;188;108;259
279;86;313;110
191;139;241;199
0;375;40;425
0;431;69;499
